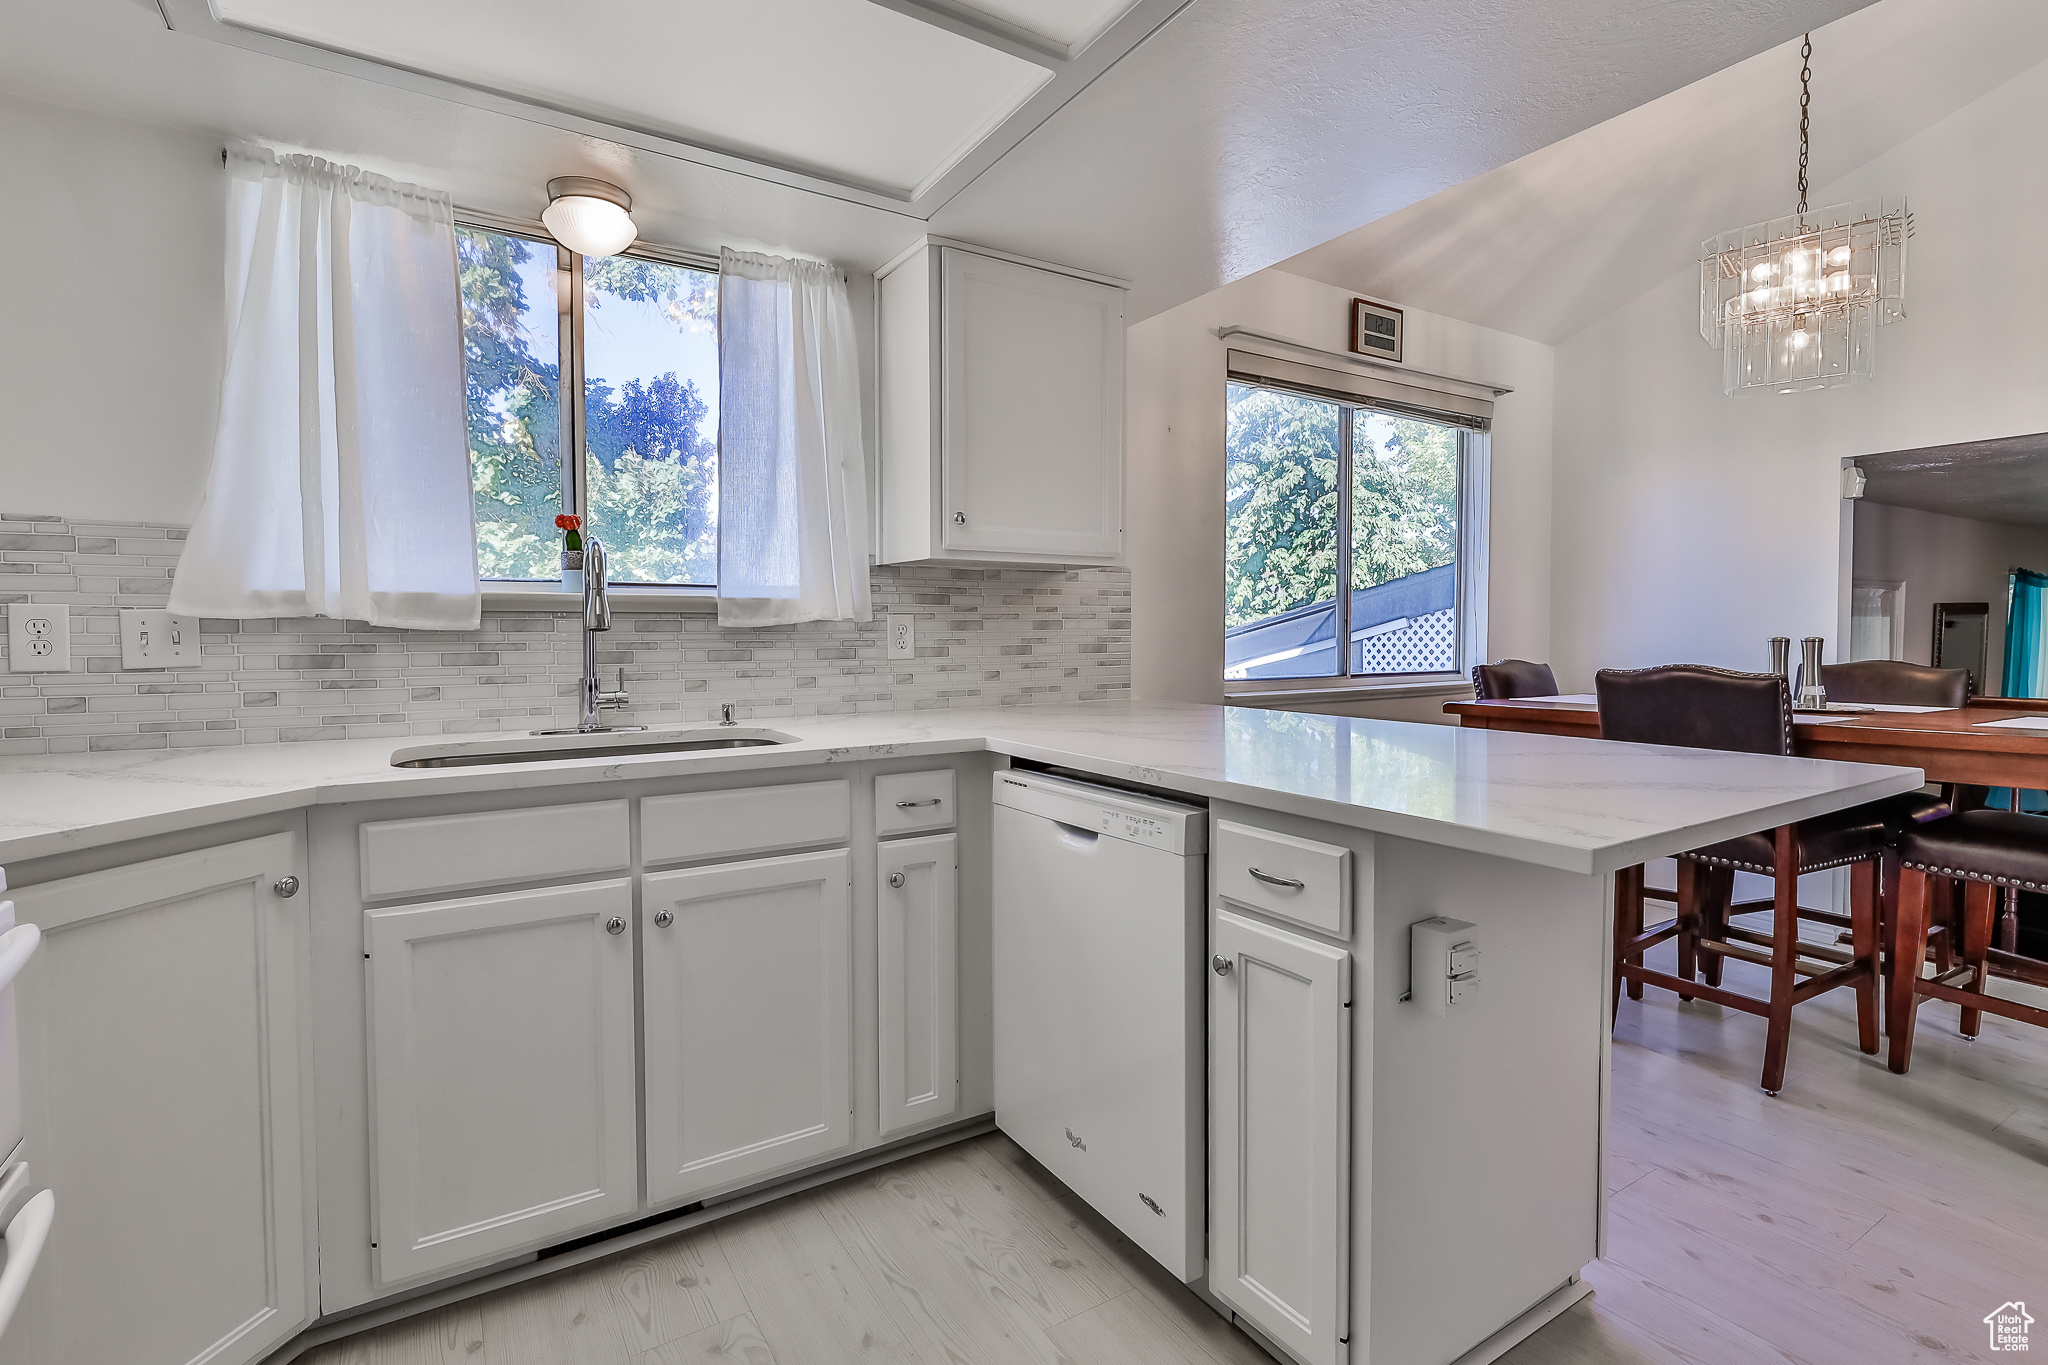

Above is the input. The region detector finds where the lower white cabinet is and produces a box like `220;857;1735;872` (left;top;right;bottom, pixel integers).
643;850;853;1205
364;879;638;1283
9;833;313;1365
877;833;959;1136
1209;907;1352;1365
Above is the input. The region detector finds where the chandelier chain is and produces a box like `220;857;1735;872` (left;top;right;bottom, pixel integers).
1797;33;1812;216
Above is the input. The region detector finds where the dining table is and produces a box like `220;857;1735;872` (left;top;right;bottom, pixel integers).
1443;693;2048;790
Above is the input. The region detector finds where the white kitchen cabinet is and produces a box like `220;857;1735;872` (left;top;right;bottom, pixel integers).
878;240;1125;566
643;850;853;1205
9;833;313;1365
1209;907;1352;1365
876;833;958;1137
364;879;638;1283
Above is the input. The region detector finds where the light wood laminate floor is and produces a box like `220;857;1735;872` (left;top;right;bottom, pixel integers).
307;951;2048;1365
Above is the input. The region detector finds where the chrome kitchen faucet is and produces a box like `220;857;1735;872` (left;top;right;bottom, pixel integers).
535;535;644;736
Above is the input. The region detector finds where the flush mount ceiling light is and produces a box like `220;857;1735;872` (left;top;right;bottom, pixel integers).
542;177;637;258
1699;34;1911;395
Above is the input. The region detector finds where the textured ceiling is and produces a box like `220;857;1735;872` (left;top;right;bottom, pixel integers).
2;0;1881;321
1276;0;2048;344
1858;433;2048;530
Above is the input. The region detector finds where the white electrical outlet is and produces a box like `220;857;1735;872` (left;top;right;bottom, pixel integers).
888;615;916;660
120;609;202;670
7;604;71;673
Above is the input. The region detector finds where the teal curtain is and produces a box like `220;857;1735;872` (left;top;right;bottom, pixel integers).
2002;568;2048;699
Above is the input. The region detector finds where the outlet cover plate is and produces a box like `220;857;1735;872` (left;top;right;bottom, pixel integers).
7;604;71;673
120;609;202;669
888;615;915;660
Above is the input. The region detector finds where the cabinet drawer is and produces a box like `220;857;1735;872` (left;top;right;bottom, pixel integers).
641;780;850;865
1214;820;1351;936
875;770;957;836
360;801;630;900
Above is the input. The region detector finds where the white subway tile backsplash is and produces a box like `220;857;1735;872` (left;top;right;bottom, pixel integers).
0;512;1131;753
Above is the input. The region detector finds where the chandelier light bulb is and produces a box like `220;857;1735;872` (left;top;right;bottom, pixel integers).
541;176;638;258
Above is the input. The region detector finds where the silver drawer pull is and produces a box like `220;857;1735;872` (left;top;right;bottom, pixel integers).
1248;867;1305;891
895;798;941;809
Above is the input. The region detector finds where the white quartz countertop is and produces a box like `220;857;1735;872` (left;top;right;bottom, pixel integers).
0;703;1924;876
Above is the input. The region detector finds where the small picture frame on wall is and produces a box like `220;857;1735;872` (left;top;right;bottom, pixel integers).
1349;297;1403;363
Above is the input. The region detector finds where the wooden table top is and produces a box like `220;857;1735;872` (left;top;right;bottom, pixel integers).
1444;696;2048;788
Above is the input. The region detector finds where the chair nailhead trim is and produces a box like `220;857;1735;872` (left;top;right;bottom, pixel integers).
1900;858;2044;890
1679;852;1872;876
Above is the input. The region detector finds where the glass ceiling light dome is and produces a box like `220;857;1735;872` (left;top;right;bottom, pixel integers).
1699;35;1910;395
542;176;637;258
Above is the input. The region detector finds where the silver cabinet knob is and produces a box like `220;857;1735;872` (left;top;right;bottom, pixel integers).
952;511;967;525
273;875;300;898
605;916;626;935
653;909;674;928
888;872;906;889
1212;954;1232;975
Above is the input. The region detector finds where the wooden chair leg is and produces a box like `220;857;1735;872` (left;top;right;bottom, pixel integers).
1998;885;2020;954
1878;851;1901;1026
1933;877;1957;974
1675;858;1700;1002
1849;857;1880;1056
1613;865;1644;1026
1760;827;1798;1095
1888;867;1931;1073
1961;880;1996;1039
1701;866;1732;988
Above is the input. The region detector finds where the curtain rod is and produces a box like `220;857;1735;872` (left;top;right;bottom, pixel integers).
1215;325;1514;397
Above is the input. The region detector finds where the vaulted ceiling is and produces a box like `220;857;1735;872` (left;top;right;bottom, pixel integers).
1277;0;2048;345
3;0;1883;320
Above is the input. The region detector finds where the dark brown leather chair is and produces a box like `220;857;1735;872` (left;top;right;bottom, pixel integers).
1888;811;2048;1072
1470;659;1559;701
1595;663;1912;1093
1819;660;1970;708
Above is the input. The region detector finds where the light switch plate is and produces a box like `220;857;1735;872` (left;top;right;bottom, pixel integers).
888;615;915;660
7;604;71;673
119;609;201;669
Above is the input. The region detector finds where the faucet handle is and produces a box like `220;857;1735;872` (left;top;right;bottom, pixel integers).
720;703;737;726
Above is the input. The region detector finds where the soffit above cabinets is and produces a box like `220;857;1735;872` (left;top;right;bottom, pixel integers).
161;0;1183;215
948;0;1137;47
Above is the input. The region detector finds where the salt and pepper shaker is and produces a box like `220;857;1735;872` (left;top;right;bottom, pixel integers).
1798;637;1828;710
1769;637;1791;682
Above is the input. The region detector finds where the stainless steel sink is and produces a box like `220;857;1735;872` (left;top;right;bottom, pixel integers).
390;727;798;769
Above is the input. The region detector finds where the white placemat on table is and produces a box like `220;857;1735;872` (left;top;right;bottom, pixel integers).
1974;715;2048;731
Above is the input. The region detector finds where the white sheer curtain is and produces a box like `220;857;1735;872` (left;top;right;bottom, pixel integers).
716;248;870;627
169;144;479;630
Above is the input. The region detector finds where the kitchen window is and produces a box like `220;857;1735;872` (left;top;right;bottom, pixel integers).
459;220;719;588
1223;350;1490;693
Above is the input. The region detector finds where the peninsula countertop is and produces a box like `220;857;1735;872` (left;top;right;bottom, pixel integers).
0;702;1924;876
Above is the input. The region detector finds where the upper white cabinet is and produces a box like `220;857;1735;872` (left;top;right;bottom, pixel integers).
364;879;638;1283
9;833;313;1365
879;240;1125;566
642;850;854;1206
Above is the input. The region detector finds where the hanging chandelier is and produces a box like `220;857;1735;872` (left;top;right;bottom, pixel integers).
1699;34;1911;395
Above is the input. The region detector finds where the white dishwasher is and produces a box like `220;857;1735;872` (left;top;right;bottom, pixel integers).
992;769;1206;1281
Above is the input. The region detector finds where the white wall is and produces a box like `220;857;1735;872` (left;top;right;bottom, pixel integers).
0;93;225;525
1549;57;2048;689
0;91;886;533
1126;268;1555;718
1851;500;2048;690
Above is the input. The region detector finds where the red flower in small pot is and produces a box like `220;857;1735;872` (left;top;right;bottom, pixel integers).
555;514;583;554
